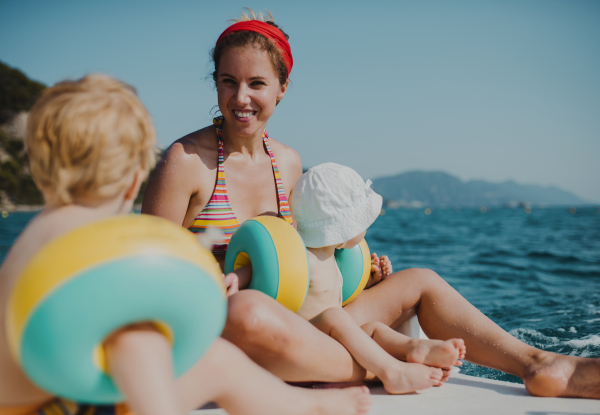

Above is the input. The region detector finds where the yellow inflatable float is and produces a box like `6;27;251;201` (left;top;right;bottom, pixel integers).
6;214;227;403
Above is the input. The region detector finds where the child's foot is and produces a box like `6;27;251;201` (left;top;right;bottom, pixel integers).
441;367;451;383
304;386;371;415
406;338;465;369
379;361;443;394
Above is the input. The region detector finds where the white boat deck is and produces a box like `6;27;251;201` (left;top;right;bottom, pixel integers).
192;373;600;415
191;318;600;414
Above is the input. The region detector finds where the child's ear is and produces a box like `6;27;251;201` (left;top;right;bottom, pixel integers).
124;170;148;202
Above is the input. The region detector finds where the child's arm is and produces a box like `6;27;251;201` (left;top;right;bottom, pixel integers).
226;264;252;290
223;273;239;296
365;253;393;288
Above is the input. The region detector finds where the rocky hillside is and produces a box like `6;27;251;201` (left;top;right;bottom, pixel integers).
0;61;45;208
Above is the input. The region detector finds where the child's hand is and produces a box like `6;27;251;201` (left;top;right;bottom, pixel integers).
367;253;393;288
222;273;239;297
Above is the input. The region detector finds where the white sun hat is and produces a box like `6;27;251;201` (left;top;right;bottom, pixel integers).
292;163;383;248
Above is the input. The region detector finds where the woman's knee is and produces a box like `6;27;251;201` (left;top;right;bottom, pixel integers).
389;267;445;289
222;290;296;350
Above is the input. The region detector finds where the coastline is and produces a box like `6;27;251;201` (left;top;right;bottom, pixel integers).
0;204;144;214
0;205;44;213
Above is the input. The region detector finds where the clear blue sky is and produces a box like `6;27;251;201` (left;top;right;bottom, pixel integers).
1;0;599;202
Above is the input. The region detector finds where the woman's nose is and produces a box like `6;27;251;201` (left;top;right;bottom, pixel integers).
234;84;251;106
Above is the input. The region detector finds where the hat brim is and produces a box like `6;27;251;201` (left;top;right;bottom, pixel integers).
298;193;383;248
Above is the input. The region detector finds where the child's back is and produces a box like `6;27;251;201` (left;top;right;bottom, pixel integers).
0;74;156;409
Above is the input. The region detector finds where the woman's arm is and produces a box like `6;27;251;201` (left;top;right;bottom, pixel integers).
142;141;204;226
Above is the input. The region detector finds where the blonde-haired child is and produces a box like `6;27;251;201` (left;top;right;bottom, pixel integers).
0;75;371;415
292;163;467;394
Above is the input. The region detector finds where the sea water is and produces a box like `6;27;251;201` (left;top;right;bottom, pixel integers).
368;206;600;383
1;208;599;384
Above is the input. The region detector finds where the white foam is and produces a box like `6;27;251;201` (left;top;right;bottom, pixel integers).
565;334;600;348
509;328;559;346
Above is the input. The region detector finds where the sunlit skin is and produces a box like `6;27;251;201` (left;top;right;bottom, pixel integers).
144;45;600;400
142;46;302;273
217;47;288;140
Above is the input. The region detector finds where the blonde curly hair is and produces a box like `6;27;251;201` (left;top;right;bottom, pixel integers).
26;74;156;205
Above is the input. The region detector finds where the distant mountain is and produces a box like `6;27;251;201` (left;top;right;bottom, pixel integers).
371;171;588;208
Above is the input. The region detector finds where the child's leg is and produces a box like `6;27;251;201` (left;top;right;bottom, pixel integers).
175;338;371;415
360;321;466;368
107;327;371;415
311;307;443;394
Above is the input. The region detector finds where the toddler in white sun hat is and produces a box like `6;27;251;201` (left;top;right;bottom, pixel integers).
292;163;466;394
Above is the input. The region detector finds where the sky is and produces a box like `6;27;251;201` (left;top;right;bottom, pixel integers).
1;0;599;202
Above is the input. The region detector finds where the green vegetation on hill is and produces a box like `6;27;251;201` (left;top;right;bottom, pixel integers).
0;61;46;124
0;129;43;205
0;61;46;206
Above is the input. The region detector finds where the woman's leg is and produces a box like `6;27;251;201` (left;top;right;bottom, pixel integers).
344;267;600;399
222;289;370;382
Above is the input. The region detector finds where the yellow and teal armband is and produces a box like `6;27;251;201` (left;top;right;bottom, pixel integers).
335;239;371;306
7;215;226;404
225;216;310;313
225;216;371;310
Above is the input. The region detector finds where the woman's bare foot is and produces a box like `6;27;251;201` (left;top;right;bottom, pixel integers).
302;386;371;415
406;338;465;369
523;352;600;399
379;361;443;394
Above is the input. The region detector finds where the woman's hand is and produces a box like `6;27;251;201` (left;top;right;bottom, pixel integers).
223;273;239;297
365;253;393;289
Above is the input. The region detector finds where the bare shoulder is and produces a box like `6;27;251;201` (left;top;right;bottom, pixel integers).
142;125;219;225
267;138;303;186
0;213;55;299
268;138;302;170
164;126;218;169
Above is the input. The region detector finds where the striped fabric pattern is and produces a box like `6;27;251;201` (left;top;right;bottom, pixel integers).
188;117;294;255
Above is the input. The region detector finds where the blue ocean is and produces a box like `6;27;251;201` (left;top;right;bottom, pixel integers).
2;207;600;383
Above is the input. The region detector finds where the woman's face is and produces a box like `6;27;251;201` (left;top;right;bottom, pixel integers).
217;46;288;138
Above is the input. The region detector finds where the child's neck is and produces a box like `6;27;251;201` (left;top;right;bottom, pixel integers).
306;246;337;261
42;193;131;225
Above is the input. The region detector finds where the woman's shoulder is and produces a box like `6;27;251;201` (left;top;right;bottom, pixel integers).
266;137;303;197
267;137;302;172
162;125;219;170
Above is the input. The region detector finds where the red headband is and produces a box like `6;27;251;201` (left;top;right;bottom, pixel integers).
216;20;293;77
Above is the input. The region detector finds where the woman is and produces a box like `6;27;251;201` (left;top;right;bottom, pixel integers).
143;11;600;399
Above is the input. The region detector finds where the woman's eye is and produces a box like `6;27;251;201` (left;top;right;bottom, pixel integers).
251;81;266;87
221;78;235;85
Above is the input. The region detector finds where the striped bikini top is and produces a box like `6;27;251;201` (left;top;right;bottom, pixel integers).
188;117;294;255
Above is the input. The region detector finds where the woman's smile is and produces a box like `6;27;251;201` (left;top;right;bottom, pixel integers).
233;110;257;122
217;47;287;138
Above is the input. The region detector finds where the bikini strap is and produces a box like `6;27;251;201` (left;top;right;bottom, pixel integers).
213;116;225;164
263;131;293;224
